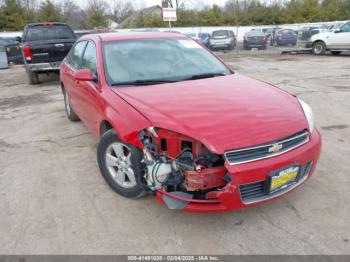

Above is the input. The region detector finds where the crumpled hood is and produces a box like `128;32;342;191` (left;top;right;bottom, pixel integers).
113;74;308;154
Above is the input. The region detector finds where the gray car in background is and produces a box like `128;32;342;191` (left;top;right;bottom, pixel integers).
209;30;236;50
243;31;268;49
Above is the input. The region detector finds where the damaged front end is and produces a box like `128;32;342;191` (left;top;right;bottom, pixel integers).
138;127;237;212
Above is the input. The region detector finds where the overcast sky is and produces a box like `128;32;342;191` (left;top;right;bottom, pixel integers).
76;0;228;9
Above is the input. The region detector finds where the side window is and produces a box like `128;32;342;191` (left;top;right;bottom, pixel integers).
81;42;98;77
340;22;350;33
68;41;87;69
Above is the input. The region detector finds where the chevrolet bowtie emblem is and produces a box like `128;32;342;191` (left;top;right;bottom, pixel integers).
268;143;283;153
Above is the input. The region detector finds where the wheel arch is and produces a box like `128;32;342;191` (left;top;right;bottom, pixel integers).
99;117;145;150
312;39;327;48
100;120;113;136
99;105;150;150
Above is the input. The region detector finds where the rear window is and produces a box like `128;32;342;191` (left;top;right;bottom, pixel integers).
26;24;75;41
213;31;228;38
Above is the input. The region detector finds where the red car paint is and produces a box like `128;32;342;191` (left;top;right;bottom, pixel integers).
60;32;321;213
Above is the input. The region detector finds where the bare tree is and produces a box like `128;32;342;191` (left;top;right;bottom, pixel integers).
85;0;109;29
60;0;86;29
112;1;134;23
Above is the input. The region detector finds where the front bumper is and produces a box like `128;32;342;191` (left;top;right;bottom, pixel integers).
210;42;233;49
246;43;266;48
156;129;321;213
26;61;61;72
305;41;313;48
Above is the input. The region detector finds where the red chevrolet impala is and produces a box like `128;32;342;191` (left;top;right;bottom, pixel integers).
60;32;321;213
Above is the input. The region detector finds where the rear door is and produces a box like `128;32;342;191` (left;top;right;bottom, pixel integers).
24;24;76;63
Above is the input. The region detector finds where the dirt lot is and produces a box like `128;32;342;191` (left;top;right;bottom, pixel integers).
0;51;349;255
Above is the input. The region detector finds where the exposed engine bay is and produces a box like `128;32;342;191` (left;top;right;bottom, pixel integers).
138;127;231;208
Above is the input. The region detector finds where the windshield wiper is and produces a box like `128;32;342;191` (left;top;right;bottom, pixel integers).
183;73;227;81
111;79;178;86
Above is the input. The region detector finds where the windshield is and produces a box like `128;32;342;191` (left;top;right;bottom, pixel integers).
103;38;231;86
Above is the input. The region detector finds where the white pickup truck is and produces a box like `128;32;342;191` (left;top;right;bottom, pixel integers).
308;21;350;55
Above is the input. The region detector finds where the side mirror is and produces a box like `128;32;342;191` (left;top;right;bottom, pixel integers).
15;36;22;43
334;29;342;33
74;69;94;81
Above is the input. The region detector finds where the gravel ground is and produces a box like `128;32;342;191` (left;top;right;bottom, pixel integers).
0;50;349;255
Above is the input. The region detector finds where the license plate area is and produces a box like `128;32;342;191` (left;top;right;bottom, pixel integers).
269;165;300;193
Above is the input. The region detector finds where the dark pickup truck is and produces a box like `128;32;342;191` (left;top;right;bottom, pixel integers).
21;23;76;84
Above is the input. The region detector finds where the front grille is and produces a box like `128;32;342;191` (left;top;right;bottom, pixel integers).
239;181;266;200
225;130;309;165
239;161;313;203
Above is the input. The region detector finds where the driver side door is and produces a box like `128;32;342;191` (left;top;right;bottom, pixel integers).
329;22;350;49
77;41;104;137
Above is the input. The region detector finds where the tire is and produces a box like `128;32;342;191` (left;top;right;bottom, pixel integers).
312;41;326;55
331;51;341;55
27;69;39;85
62;87;80;121
97;130;146;199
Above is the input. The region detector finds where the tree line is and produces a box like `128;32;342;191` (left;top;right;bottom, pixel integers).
0;0;349;31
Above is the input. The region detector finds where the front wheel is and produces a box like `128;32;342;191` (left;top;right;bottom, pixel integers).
312;41;326;55
97;130;146;199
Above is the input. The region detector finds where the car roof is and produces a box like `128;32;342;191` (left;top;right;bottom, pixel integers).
85;32;188;42
26;22;68;27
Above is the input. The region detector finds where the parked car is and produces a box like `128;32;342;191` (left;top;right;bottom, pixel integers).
297;26;329;47
21;22;76;84
60;32;321;213
209;30;236;50
185;32;211;47
198;32;210;47
264;27;283;46
298;26;319;42
307;21;350;55
275;29;298;46
0;37;23;64
243;31;268;49
0;45;8;69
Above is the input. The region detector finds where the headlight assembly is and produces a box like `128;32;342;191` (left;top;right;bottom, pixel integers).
298;98;314;133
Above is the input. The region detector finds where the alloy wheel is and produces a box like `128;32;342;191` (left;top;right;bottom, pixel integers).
105;142;137;188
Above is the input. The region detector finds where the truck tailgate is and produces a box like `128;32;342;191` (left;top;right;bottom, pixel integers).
29;39;75;63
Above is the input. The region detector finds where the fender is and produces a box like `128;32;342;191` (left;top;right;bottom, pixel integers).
102;91;151;149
